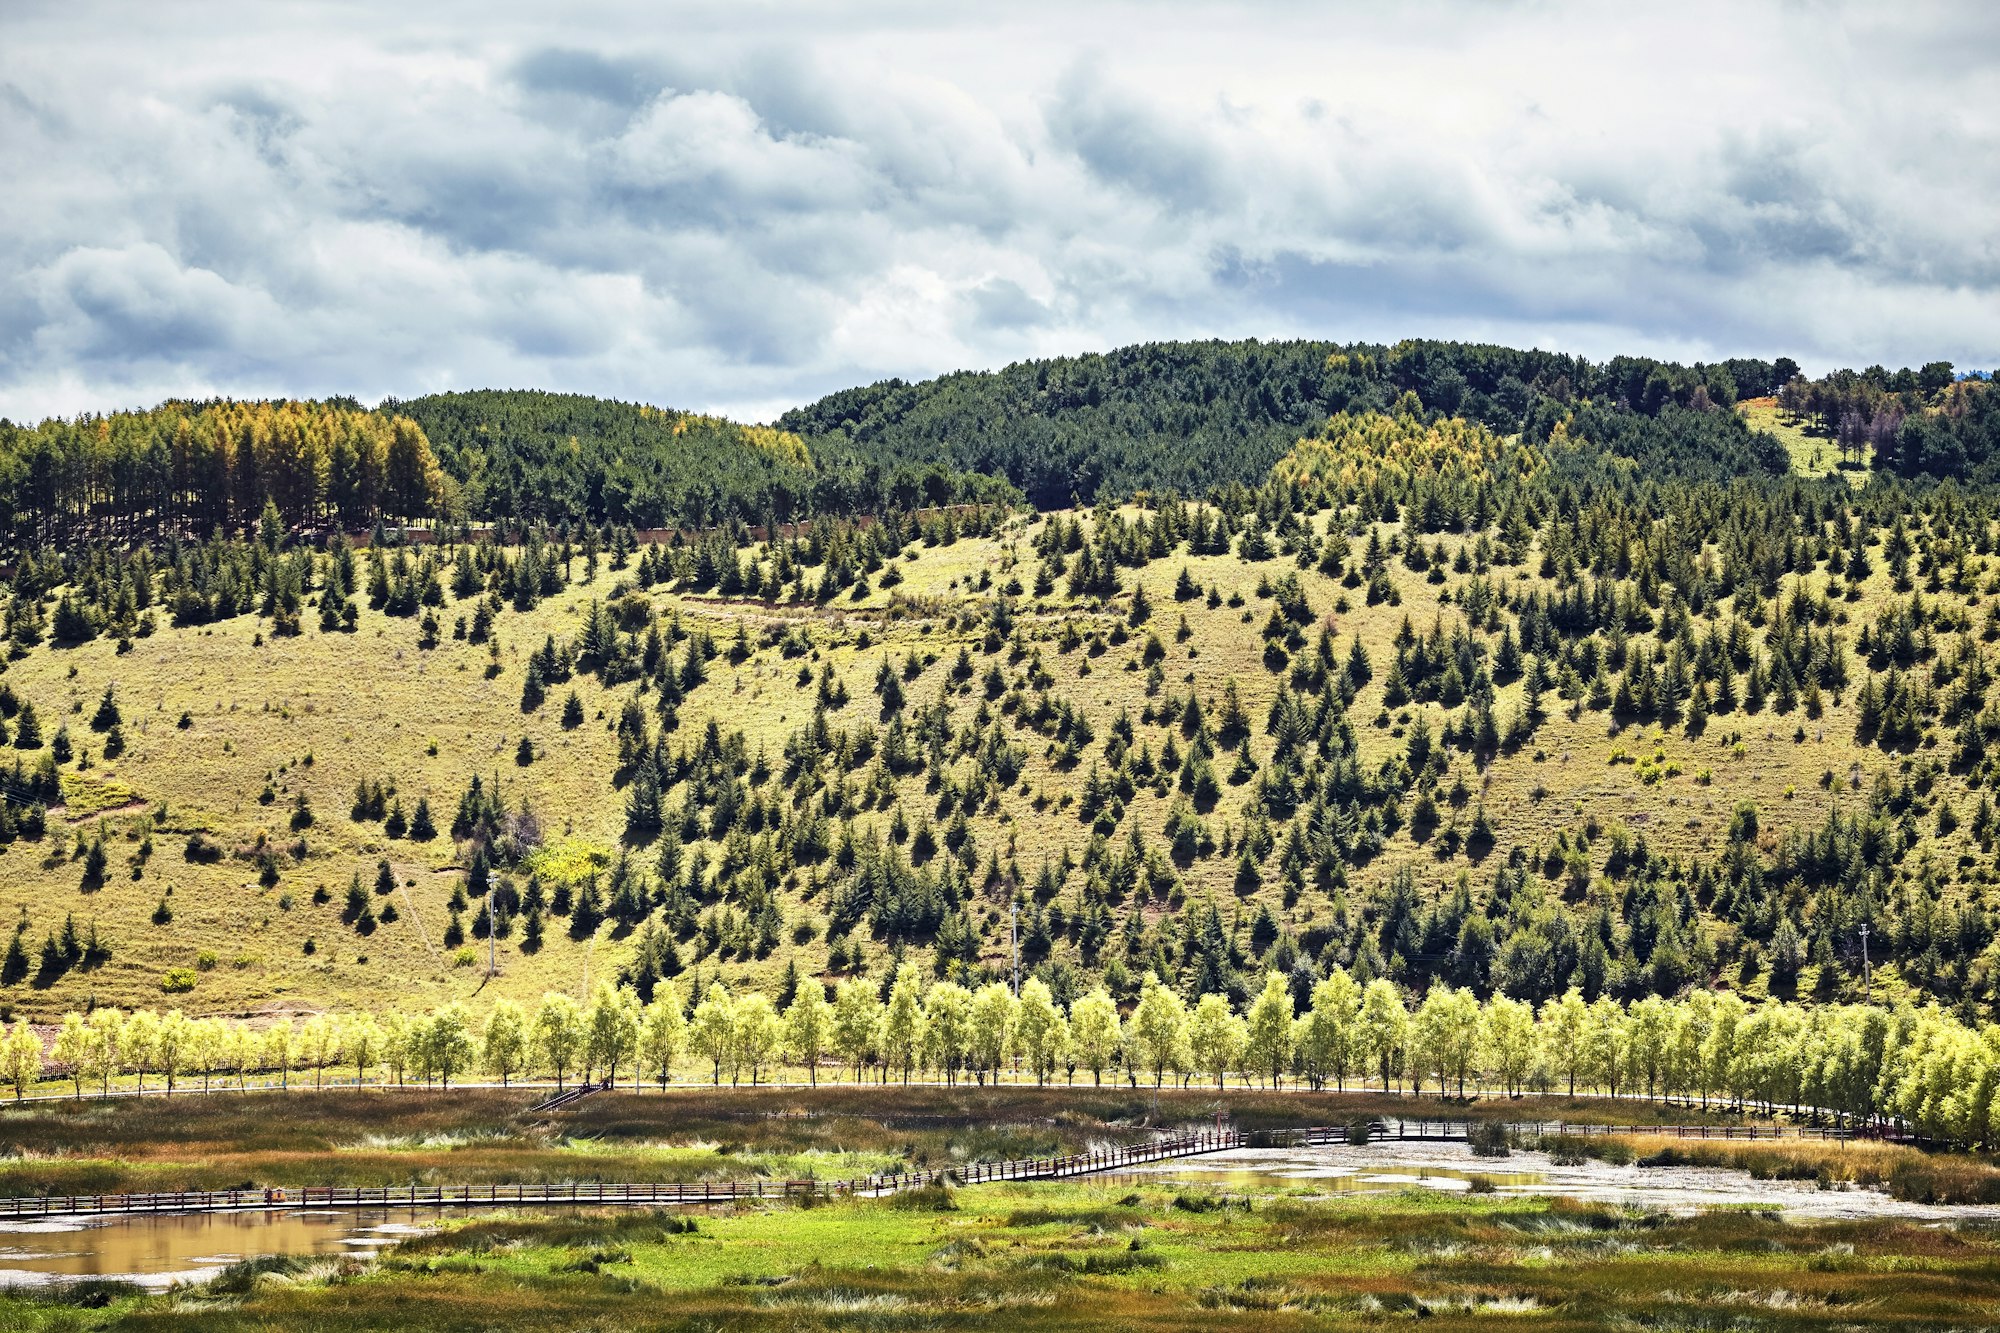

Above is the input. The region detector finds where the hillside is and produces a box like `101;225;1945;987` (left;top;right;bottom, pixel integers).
1739;397;1864;482
4;386;1999;1027
390;388;1022;528
0;390;1010;547
777;338;1801;505
389;389;818;529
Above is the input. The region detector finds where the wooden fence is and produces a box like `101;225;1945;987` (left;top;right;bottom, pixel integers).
1381;1119;1887;1143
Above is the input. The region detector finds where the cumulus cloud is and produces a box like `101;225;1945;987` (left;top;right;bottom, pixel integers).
0;0;1994;424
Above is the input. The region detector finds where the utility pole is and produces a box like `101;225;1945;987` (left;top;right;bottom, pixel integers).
1858;923;1871;996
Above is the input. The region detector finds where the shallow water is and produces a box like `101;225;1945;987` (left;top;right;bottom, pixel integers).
0;1208;436;1289
1117;1142;2000;1220
1097;1163;1548;1194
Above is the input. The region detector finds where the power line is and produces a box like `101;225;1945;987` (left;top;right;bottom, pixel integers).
0;780;50;809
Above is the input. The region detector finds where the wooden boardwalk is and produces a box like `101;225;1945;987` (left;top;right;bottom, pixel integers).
0;1118;1900;1220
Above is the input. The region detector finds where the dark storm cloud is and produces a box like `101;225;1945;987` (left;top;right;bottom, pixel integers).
0;0;1993;423
511;48;669;110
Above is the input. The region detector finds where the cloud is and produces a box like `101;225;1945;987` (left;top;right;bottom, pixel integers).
608;89;880;220
511;47;667;112
1046;59;1230;214
30;243;282;363
964;277;1050;334
0;0;1994;425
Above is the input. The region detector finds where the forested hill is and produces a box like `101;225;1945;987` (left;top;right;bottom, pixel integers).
0;390;1015;550
387;389;1016;529
781;341;1342;506
4;341;1994;552
777;339;1804;506
387;390;814;529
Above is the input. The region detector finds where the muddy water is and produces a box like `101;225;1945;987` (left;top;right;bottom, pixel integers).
0;1208;435;1289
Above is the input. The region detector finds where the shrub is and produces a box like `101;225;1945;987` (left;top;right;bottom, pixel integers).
1885;1158;2000;1206
207;1255;309;1295
29;1278;143;1309
160;967;197;993
885;1181;957;1211
1533;1133;1631;1166
1016;1248;1165;1274
1171;1193;1223;1213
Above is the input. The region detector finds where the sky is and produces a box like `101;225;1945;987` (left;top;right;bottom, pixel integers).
1;0;1995;425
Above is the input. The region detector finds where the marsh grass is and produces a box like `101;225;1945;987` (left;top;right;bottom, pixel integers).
0;1085;1823;1198
883;1180;958;1211
14;1184;1999;1332
1572;1132;2000;1205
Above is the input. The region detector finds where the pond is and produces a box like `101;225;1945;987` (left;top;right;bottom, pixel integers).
0;1208;436;1290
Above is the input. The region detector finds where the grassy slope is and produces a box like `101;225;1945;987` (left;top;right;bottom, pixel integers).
0;497;1963;1018
3;582;623;1015
1742;396;1870;482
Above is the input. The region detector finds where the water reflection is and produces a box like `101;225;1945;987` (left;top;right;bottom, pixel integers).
0;1208;436;1289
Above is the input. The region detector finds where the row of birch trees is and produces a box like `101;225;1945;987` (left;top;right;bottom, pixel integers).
12;969;1999;1147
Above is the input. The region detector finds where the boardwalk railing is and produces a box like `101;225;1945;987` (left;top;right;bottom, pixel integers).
0;1118;1908;1219
1380;1119;1886;1144
934;1127;1239;1186
525;1080;612;1114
